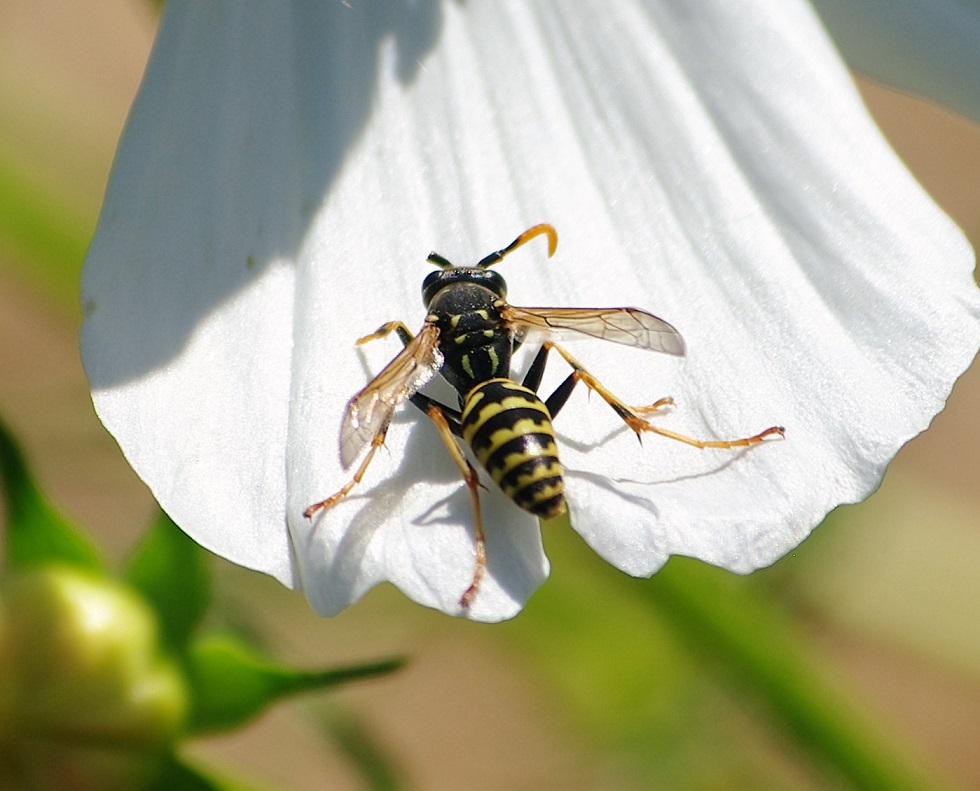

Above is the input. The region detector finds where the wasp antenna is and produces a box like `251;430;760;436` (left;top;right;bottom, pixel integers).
477;223;558;268
427;251;455;270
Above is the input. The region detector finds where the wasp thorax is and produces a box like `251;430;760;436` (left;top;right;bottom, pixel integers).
421;268;507;307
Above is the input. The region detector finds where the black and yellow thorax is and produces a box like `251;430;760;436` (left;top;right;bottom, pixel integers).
423;268;514;396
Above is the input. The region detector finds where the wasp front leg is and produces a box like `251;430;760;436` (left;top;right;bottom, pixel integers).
544;342;784;448
306;318;426;518
356;320;415;347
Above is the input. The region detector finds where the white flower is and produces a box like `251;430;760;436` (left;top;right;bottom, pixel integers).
81;1;980;622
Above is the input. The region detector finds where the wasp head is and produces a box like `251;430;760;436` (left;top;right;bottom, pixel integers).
422;225;556;307
421;266;507;307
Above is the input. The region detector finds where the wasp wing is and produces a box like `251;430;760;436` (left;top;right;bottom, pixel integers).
501;305;686;356
339;322;443;468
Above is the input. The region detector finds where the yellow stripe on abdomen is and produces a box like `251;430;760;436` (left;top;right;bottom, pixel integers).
461;379;566;519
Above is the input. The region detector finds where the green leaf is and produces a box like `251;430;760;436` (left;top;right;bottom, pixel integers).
506;527;948;790
312;707;405;791
124;512;211;652
645;557;946;791
148;753;260;791
0;416;102;571
185;633;404;734
0;151;92;312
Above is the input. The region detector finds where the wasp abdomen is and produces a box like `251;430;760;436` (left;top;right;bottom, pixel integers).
460;379;566;519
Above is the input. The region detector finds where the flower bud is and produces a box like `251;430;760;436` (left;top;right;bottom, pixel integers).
0;566;187;790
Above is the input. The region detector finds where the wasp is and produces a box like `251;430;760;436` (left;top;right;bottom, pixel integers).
305;224;784;608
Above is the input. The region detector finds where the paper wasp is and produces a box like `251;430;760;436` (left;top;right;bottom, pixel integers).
305;224;784;608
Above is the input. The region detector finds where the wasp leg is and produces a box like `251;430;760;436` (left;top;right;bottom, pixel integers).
408;393;463;437
304;322;413;518
356;321;466;433
519;342;579;421
304;420;391;519
528;344;668;421
521;342;579;421
356;322;466;431
426;405;487;609
521;343;551;393
634;397;675;415
544;342;785;448
356;320;415;346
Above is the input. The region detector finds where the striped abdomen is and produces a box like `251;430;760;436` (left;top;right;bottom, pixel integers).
460;379;565;519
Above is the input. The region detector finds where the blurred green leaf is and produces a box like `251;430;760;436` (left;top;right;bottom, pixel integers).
186;633;404;735
124;512;212;652
505;527;741;788
647;557;946;791
312;706;405;791
506;526;948;790
0;416;102;571
148;758;221;791
0;151;92;311
149;753;261;791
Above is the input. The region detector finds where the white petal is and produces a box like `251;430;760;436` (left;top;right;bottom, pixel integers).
82;4;303;587
812;0;980;124
82;0;980;621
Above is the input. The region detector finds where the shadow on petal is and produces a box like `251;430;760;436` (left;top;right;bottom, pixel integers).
84;3;448;387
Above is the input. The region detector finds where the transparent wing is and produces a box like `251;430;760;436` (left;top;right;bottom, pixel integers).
339;322;443;468
501;305;686;356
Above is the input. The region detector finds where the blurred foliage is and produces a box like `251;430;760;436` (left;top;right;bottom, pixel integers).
495;516;945;791
311;707;406;791
0;420;404;789
0;151;91;313
0;416;102;572
124;513;212;653
185;633;403;735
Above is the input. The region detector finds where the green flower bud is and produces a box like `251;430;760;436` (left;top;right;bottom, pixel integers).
0;566;187;790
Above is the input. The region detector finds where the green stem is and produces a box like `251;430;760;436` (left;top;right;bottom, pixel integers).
647;558;946;791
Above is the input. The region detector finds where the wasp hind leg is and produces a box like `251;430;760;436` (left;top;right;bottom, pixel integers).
426;405;487;609
543;342;784;448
